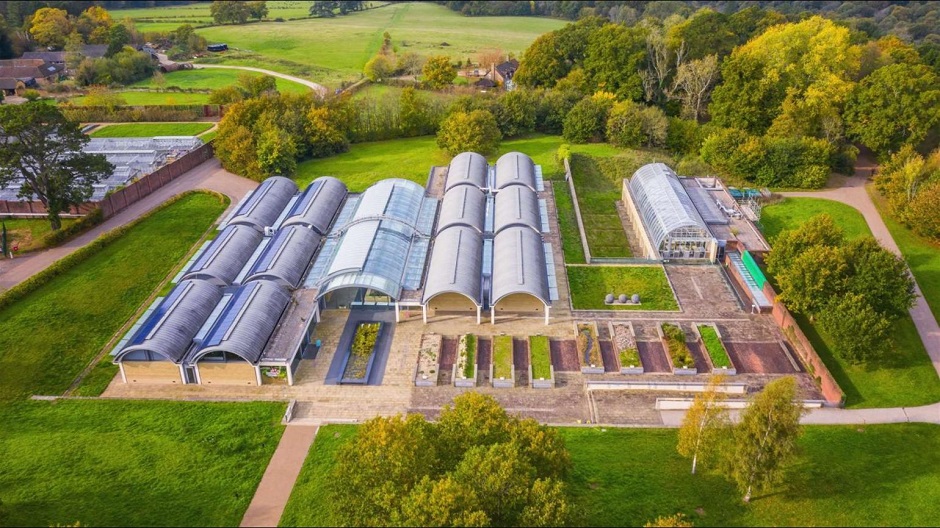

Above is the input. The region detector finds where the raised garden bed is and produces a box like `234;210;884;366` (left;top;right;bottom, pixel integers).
576;322;604;374
529;335;554;389
415;333;442;387
453;334;477;388
659;322;696;375
491;335;515;388
340;322;382;384
609;321;643;374
695;323;737;375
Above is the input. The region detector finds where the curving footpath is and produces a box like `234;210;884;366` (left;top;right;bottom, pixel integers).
192;64;328;97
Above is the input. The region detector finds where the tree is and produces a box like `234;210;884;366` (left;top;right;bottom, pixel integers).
606;101;645;148
28;7;71;49
208;85;245;105
670;54;718;122
582;23;646;101
310;1;338;17
515;32;567;88
818;293;893;363
76;5;113;44
305;106;349;158
256;121;297;176
776;244;849;316
82;85;127;109
437;110;501;155
363;54;394;82
563;93;615;143
845;63;940;157
477;48;505;70
422;55;456;89
678;375;730;475
398;87;431;136
237;73;277;97
499;89;538;138
247;1;268;21
64;31;85;70
105;23;130;57
0;104;112;231
394;476;489;527
906;182;940;240
842;237;916;319
765;214;844;278
210;0;251;25
727;376;804;502
395;51;425;79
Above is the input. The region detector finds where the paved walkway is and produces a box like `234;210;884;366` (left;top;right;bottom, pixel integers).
193;64;328;97
0;158;256;291
240;425;319;527
780;166;940;380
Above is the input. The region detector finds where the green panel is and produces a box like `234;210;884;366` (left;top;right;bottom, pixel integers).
742;250;767;289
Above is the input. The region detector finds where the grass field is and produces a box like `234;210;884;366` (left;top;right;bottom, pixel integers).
1;217;78;253
759;196;940;408
0;192;226;401
280;423;940;527
193;2;566;86
761;197;872;243
70;90;212;105
113;0;323;29
0;399;284;527
869;186;940;326
90;122;215;137
128;68;311;93
566;265;679;311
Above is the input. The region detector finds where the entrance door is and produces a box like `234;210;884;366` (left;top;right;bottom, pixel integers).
184;366;197;384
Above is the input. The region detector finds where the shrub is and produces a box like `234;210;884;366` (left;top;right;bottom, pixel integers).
563;94;614;143
662;323;694;368
436;109;501;155
39;208;103;247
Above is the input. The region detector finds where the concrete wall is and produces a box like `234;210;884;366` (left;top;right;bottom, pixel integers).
197;361;257;386
493;293;545;313
428;292;478;314
122;361;183;384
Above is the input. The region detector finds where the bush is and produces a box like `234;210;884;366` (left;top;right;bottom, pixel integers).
39;208;103;247
666;117;706;155
563;94;614;143
662;323;694;368
436;109;502;155
75;49;156;86
22;90;41;102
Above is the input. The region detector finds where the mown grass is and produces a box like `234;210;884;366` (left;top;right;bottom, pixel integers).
128;68;311;93
869;185;940;326
0;192;227;401
90;122;214;137
0;217;78;253
759;196;940;407
280;423;940;527
0;399;285;527
697;324;731;369
529;335;551;380
114;0;325;29
70;90;212;105
566;265;678;311
552;181;586;264
193;2;565;86
761;197;872;243
492;335;513;379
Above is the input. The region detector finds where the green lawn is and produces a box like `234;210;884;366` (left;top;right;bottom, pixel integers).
90;122;214;137
697;324;731;369
529;335;551;380
492;335;513;379
113;0;326;30
280;422;940;527
70;91;212;105
566;265;678;311
193;2;565;86
759;196;940;407
0;217;78;253
128;68;311;94
0;192;227;401
761;197;872;243
869;186;940;326
0;399;285;527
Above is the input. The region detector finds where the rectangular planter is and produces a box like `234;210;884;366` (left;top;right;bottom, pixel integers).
453;363;477;387
609;321;644;375
693;322;738;376
340;322;382;384
576;321;604;374
529;364;555;389
659;322;697;376
491;362;516;388
414;334;442;387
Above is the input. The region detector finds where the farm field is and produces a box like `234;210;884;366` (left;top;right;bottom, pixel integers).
112;0;324;29
0;192;227;402
565;265;678;311
758;196;940;408
0;217;78;253
280;423;940;527
193;2;566;86
129;68;311;93
90;122;215;138
0;399;284;527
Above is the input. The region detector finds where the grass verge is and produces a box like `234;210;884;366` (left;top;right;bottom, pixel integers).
279;423;940;527
90;122;214;137
0;399;284;527
0;217;79;253
529;335;551;380
0;192;227;401
566;265;678;311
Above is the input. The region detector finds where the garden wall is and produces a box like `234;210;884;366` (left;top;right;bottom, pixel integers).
563;157;593;263
761;281;845;406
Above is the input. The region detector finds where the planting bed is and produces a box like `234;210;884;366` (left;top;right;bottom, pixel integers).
453;334;477;387
529;335;554;388
491;335;515;388
415;334;441;387
341;322;381;383
660;322;696;375
610;321;643;374
577;322;604;374
696;323;737;375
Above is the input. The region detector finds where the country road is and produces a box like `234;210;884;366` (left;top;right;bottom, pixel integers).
192;64;329;96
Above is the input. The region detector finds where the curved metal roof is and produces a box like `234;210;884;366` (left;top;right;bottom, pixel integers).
189;280;291;365
347;178;428;231
228;176;298;232
182;225;263;286
491;226;550;306
244;225;322;290
494;151;536;191
437;185;486;233
445;152;488;191
422;226;483;306
627;163;711;250
320;220;413;300
116;279;222;363
281;176;347;235
494;185;540;235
